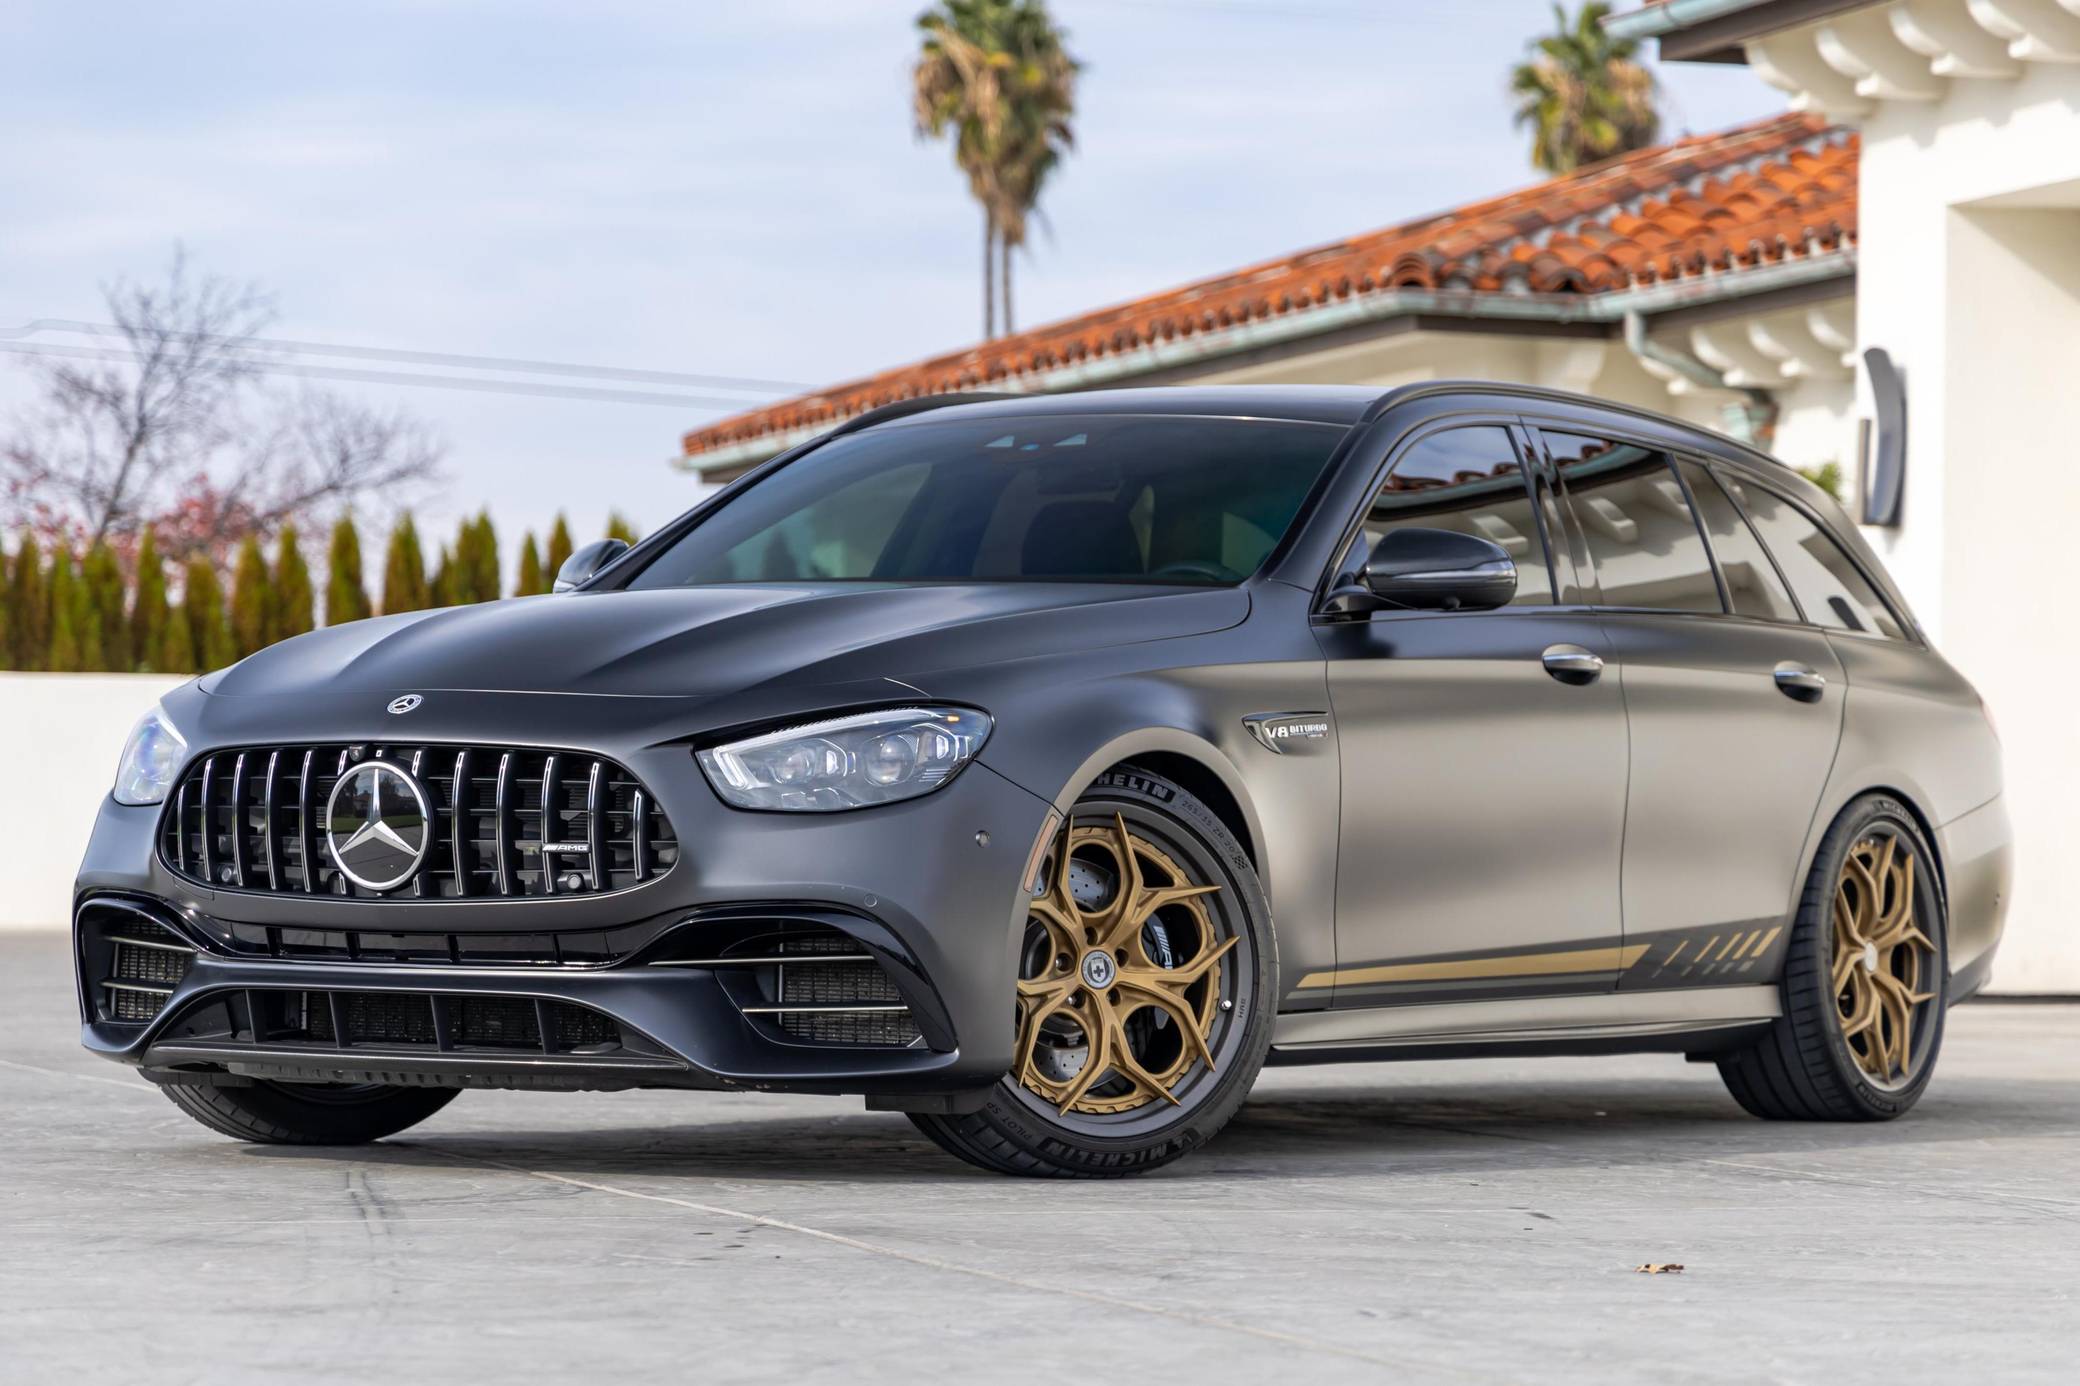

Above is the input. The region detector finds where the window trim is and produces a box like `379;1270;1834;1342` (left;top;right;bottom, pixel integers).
1670;451;1807;626
1708;463;1914;644
1320;418;1560;617
1538;428;1730;620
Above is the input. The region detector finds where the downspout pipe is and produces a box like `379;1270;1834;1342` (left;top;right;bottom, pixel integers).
1623;310;1779;449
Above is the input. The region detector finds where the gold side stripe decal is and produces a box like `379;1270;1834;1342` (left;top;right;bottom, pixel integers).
1296;943;1651;992
1747;926;1784;958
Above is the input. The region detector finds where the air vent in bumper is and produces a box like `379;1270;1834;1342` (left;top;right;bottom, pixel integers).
151;987;647;1059
158;743;678;899
83;914;197;1024
661;928;925;1048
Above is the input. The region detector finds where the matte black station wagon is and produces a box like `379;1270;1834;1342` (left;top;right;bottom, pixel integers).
77;384;2010;1176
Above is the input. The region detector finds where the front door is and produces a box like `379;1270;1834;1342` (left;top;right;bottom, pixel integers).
1538;430;1844;991
1314;422;1631;1010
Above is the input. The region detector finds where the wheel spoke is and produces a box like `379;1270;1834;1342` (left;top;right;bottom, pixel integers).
1868;858;1923;950
1052;1013;1113;1115
1833;894;1860;951
1017;973;1075;1002
1110;1023;1183;1107
1830;939;1859;994
1843;851;1881;940
1839;972;1878;1039
1121;978;1220;1072
1028;894;1085;956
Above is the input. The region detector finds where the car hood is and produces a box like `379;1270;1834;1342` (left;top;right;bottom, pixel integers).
204;582;1250;701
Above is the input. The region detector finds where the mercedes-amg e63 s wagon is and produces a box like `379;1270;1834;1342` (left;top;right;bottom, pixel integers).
76;384;2011;1177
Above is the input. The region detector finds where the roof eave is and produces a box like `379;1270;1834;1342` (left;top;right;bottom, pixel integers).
678;250;1857;481
1605;0;1876;62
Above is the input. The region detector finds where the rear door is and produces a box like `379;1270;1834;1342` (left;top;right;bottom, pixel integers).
1538;428;1844;990
1316;422;1631;1009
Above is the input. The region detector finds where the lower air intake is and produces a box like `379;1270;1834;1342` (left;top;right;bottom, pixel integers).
83;913;197;1024
675;928;926;1049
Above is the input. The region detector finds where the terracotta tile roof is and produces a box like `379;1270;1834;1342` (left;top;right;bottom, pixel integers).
684;112;1855;463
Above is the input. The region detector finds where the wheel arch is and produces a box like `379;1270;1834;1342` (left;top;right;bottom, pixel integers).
1041;729;1269;900
1811;780;1950;909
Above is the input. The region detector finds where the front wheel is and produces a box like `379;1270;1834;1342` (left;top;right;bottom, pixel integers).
163;1079;459;1145
1718;793;1947;1121
911;767;1275;1177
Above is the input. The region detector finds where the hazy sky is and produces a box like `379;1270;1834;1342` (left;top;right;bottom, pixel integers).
0;1;1783;568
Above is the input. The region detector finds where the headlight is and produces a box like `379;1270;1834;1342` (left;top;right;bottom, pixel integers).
113;705;187;806
697;706;992;812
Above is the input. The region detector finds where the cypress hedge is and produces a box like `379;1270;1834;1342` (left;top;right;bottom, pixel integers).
0;511;632;670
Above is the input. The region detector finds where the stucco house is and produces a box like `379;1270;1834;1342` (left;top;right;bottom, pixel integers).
680;1;2076;991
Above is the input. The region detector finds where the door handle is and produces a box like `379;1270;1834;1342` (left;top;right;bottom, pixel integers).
1541;643;1604;685
1773;661;1827;702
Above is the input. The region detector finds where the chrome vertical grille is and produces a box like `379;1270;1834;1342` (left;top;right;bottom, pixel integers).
159;743;678;899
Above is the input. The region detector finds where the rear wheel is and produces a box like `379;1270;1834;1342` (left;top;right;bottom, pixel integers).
1718;794;1946;1121
911;767;1274;1177
162;1079;459;1145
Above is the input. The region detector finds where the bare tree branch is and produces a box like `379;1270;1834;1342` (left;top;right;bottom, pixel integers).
3;248;444;558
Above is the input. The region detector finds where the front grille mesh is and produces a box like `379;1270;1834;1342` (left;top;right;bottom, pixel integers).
706;929;924;1048
199;989;625;1054
158;743;678;899
97;918;195;1023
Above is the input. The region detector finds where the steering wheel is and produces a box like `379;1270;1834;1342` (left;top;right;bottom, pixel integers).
1147;559;1240;584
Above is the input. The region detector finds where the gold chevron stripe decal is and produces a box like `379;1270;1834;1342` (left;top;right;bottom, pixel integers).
1296;943;1651;991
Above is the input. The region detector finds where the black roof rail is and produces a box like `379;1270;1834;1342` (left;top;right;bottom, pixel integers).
1358;378;1794;472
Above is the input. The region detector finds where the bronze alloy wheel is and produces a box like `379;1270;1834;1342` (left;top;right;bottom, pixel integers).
909;766;1274;1177
1831;832;1938;1089
1015;814;1238;1116
1718;793;1948;1124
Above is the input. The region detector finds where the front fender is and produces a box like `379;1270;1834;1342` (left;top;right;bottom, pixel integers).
949;587;1337;1011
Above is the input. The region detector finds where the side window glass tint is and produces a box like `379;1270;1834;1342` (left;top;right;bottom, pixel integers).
1724;478;1907;639
1355;426;1553;607
1676;458;1798;623
1546;432;1723;615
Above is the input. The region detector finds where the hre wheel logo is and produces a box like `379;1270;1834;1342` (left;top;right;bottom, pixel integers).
325;761;433;892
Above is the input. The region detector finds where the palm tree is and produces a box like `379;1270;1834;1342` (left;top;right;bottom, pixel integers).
988;2;1078;335
1510;3;1659;175
913;0;1078;338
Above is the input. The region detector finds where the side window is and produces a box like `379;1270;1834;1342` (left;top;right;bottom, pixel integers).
1721;476;1908;639
1352;426;1553;606
1675;457;1799;623
1545;432;1723;615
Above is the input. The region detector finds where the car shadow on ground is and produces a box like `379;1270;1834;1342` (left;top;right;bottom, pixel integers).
230;1072;2080;1187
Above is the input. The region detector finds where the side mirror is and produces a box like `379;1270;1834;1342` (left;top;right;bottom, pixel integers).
1330;526;1516;614
553;538;631;594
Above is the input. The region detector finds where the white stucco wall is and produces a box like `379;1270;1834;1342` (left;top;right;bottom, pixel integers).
1853;63;2080;992
0;674;186;930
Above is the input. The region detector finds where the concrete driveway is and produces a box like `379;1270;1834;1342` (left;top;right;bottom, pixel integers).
5;930;2075;1384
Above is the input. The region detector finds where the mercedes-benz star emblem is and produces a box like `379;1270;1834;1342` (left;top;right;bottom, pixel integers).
325;760;433;892
387;694;424;715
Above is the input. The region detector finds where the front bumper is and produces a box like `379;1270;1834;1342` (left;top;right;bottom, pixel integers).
75;702;1056;1098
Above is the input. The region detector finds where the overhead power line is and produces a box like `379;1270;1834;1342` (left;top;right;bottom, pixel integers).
0;318;813;397
0;340;756;411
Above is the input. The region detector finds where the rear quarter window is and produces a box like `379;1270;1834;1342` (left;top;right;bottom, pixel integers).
1719;474;1908;640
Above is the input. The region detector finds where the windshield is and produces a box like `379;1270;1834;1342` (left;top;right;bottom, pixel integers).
626;415;1346;589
